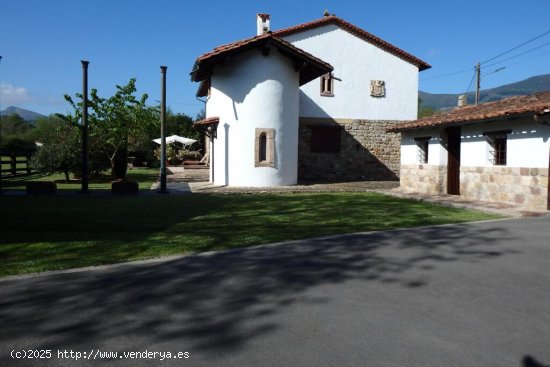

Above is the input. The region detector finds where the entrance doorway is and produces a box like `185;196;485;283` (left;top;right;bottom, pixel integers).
446;127;461;195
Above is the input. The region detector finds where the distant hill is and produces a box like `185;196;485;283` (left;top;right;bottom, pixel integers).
0;106;45;122
420;74;550;110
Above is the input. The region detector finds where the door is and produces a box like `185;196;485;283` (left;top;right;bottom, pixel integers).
446;127;461;195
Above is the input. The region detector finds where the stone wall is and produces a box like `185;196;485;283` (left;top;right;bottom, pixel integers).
298;118;401;182
400;164;447;194
460;166;549;210
399;164;549;211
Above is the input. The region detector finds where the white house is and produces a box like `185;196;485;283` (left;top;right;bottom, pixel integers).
192;13;429;186
389;92;550;211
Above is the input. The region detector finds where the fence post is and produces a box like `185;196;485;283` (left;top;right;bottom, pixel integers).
10;152;16;176
26;154;31;174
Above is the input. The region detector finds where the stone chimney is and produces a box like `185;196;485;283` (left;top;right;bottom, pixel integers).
257;14;270;35
458;94;467;107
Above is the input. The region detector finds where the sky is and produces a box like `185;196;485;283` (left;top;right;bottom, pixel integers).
1;0;550;118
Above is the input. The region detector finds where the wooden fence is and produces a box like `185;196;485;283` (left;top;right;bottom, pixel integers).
0;152;32;177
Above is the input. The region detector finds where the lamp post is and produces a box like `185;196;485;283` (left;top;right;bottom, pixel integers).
0;55;3;192
81;60;89;193
159;66;168;193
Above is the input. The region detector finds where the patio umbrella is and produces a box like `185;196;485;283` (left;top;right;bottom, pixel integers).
153;135;197;146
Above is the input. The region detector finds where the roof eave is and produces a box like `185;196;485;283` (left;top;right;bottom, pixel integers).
388;111;539;133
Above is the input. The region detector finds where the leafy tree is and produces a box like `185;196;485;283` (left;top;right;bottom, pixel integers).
63;78;159;179
30;118;80;181
418;98;436;119
0;113;36;153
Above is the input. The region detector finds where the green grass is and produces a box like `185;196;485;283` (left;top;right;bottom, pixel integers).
1;155;29;172
1;168;158;190
0;193;501;276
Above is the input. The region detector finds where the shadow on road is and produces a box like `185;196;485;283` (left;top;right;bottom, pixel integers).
0;222;519;359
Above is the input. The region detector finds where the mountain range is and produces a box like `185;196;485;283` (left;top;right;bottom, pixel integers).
419;74;550;110
0;106;45;122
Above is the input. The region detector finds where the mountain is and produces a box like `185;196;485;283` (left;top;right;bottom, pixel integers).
420;74;550;110
0;106;45;122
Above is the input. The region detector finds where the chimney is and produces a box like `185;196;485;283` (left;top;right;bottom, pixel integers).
257;14;270;35
457;94;467;107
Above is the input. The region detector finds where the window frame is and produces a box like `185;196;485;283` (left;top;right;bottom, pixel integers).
255;128;275;167
414;136;431;164
483;129;511;166
320;73;334;97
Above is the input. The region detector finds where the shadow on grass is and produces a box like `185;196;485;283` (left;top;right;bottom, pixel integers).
1;168;158;190
0;193;501;275
0;207;524;362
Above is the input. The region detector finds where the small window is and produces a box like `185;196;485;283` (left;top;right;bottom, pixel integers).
320;73;334;96
484;130;510;166
414;137;430;164
255;128;275;167
311;126;341;153
259;133;267;162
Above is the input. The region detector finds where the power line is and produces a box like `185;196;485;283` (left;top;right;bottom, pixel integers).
421;29;550;86
480;29;550;65
499;48;550;69
420;68;472;81
464;70;476;94
484;41;550;68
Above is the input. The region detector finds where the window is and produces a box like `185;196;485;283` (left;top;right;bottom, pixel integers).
259;133;267;162
255;128;275;167
320;73;334;96
310;126;341;153
484;130;511;166
414;137;430;164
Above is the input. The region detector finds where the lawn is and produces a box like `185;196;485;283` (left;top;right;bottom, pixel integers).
0;167;159;190
0;192;501;276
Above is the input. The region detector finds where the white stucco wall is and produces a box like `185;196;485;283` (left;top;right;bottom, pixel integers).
401;129;447;166
281;24;420;121
206;49;300;186
461;118;550;168
400;117;550;168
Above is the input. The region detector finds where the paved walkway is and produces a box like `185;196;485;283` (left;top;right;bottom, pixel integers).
1;217;550;366
153;168;549;218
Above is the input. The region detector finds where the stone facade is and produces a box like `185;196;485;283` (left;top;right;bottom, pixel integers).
460;166;549;210
298;118;401;182
400;164;447;194
399;164;549;211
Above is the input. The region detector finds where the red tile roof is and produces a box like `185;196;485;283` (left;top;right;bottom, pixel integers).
273;15;431;71
388;92;550;132
190;33;333;87
194;116;219;127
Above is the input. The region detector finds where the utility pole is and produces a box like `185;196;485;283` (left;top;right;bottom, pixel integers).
159;66;168;194
475;62;481;105
81;60;89;193
0;55;3;192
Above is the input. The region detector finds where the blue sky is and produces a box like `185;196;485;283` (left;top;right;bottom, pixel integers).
1;0;550;117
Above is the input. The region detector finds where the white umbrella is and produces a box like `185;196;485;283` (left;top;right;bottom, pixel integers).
153;135;197;146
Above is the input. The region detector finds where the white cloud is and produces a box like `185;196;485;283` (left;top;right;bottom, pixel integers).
0;83;33;105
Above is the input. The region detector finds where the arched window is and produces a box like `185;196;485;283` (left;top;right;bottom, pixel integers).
255;128;275;167
259;133;267;162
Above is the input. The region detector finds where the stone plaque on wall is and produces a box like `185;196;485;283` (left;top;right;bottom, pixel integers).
370;80;385;97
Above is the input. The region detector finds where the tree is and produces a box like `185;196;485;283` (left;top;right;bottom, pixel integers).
30;116;80;182
63;79;159;179
418;98;436;119
0;113;36;153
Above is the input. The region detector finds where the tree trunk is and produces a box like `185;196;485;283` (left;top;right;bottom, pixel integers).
112;147;128;180
64;169;70;182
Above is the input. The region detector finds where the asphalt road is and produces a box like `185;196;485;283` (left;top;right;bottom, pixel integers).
1;217;550;367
